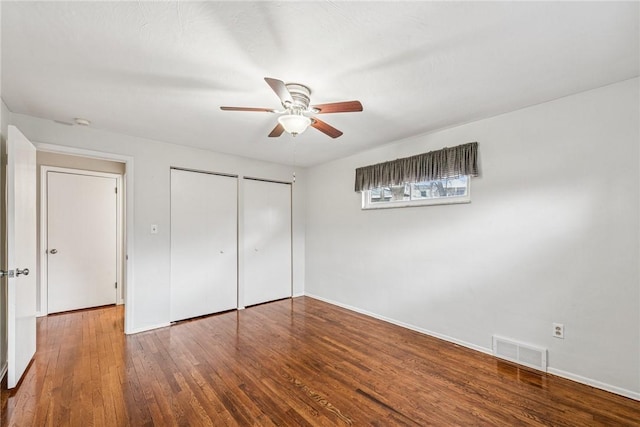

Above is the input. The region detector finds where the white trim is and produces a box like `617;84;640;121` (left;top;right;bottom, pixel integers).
34;143;135;335
547;367;640;401
304;293;640;402
237;176;244;309
127;322;171;335
362;194;470;210
36;143;130;164
39;166;124;316
304;293;493;356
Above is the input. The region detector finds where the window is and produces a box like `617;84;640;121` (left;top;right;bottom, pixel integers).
362;176;470;209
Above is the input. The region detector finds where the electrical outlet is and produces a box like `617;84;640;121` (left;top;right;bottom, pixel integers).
553;323;564;339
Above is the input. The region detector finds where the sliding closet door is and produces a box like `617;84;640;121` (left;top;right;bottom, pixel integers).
170;169;237;322
243;179;292;307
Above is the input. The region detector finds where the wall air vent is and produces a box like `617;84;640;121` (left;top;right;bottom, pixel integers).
492;336;547;372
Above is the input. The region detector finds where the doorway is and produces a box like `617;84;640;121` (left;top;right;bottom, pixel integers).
16;143;134;335
38;153;126;316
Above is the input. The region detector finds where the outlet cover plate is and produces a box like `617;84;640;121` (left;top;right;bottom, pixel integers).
553;323;564;339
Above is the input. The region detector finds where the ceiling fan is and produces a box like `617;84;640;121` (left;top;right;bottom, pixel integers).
220;77;363;138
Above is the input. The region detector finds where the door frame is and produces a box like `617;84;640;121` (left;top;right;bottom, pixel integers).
34;143;135;334
39;166;123;315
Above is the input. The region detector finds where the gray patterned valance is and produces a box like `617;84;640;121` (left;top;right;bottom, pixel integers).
354;142;479;192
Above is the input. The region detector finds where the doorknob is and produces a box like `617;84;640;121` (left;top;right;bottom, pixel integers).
16;268;30;277
49;249;58;254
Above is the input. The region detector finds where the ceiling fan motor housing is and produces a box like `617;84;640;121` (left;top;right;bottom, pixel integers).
285;83;311;112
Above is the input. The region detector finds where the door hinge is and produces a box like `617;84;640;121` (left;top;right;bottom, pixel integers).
115;187;118;194
115;282;117;289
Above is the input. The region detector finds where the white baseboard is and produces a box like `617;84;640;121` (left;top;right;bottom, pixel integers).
547;367;640;401
304;293;640;402
126;322;171;335
292;292;305;298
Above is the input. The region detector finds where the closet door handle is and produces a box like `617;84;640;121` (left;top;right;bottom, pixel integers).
16;268;30;277
49;249;58;254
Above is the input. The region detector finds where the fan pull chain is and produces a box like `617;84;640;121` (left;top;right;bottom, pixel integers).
292;141;297;183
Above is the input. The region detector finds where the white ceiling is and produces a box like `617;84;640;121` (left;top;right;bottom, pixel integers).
2;1;638;167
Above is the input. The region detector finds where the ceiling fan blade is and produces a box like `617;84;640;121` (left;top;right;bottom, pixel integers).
220;106;276;112
311;118;343;138
264;77;293;105
268;123;285;137
312;101;363;114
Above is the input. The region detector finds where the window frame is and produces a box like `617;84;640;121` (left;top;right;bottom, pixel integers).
361;176;471;210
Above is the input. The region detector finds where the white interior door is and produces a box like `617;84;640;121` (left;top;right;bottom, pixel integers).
47;171;117;313
243;179;291;307
6;126;37;389
170;169;237;322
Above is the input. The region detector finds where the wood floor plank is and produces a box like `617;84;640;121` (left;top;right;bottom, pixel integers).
2;297;639;426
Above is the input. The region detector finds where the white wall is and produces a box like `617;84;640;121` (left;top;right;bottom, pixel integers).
305;78;640;398
9;113;306;333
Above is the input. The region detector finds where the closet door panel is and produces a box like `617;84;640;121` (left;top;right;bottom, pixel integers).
244;179;292;307
170;169;237;321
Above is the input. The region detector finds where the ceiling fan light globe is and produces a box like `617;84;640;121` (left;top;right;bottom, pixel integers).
277;115;311;135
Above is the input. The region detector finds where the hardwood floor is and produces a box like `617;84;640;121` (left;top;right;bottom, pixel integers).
1;297;638;426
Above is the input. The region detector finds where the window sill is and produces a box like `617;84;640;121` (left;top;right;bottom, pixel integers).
361;196;471;210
